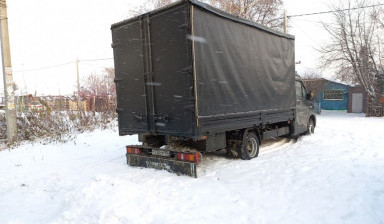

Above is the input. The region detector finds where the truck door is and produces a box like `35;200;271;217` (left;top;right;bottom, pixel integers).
112;4;195;136
147;5;195;136
112;21;148;135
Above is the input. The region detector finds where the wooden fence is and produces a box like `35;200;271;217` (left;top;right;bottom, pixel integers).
367;98;384;117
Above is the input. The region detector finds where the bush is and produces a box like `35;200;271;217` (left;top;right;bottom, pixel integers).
0;110;117;148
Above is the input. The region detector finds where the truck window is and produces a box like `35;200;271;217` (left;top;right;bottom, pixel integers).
295;81;303;99
301;83;307;98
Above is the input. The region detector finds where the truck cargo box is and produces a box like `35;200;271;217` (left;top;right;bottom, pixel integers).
111;0;296;138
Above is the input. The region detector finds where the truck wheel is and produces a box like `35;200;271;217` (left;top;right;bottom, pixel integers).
307;118;315;134
240;132;259;160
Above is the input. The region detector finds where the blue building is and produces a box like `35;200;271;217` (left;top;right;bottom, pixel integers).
303;78;350;113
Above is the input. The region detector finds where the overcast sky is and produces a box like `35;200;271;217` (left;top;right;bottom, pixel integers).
285;0;333;76
1;0;333;96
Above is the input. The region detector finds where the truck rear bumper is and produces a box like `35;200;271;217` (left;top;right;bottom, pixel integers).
126;148;199;177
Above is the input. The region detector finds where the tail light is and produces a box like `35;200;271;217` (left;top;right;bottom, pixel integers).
126;147;141;155
177;152;201;164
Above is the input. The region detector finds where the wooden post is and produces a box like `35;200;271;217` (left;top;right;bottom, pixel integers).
76;58;81;111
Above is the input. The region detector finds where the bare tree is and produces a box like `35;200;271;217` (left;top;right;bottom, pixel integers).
319;0;384;110
79;68;115;98
134;0;285;31
301;71;325;101
300;70;322;79
209;0;284;30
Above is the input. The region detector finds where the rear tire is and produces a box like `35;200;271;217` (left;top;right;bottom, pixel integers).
239;132;260;160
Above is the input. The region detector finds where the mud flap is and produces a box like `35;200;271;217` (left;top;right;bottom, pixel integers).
127;154;197;178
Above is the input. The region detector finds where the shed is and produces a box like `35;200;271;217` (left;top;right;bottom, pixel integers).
347;86;367;113
303;78;350;112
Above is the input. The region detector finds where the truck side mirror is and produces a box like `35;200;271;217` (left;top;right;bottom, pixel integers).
306;91;315;101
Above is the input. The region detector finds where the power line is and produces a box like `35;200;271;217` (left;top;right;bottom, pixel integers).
293;23;322;46
287;3;384;19
13;57;114;73
81;61;111;70
79;58;113;62
13;61;74;73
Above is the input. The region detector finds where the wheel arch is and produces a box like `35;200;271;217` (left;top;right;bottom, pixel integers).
309;115;316;127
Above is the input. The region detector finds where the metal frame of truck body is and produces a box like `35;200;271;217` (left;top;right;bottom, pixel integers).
111;0;297;141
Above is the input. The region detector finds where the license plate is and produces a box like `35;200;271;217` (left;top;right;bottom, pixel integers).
151;149;170;157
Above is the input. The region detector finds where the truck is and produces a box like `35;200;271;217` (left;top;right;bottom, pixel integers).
111;0;316;177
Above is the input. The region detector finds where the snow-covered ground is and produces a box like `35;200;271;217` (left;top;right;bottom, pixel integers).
0;111;383;224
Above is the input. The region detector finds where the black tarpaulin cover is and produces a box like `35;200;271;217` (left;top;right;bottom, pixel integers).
111;0;296;136
191;2;295;117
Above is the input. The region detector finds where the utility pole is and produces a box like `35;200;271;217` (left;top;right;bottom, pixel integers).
22;63;27;95
76;58;81;111
284;9;288;34
1;0;17;144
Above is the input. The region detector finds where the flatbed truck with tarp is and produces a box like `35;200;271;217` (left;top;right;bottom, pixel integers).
111;0;316;177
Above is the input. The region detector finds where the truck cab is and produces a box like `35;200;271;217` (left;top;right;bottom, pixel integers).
294;75;316;135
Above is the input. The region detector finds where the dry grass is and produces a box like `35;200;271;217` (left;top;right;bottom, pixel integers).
0;110;117;148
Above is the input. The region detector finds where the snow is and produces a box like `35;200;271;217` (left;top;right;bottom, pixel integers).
1;111;384;224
